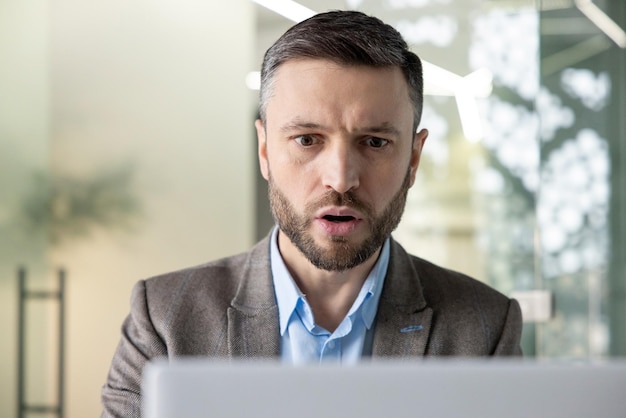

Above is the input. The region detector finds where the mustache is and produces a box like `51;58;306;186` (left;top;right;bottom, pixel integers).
305;190;373;217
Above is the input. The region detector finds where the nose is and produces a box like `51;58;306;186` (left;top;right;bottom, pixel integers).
320;141;360;194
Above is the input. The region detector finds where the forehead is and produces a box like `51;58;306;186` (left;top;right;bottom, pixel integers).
265;59;413;130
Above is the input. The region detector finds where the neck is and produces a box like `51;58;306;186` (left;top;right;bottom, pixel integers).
277;230;381;332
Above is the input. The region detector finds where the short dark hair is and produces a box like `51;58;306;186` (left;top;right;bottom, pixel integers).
259;10;424;132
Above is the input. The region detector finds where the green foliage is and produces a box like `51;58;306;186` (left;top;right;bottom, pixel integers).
19;165;142;245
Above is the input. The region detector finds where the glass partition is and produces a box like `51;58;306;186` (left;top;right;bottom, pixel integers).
536;0;625;358
254;0;626;358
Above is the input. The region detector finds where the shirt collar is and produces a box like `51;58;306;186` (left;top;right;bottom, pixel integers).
359;238;389;328
270;227;302;335
270;226;390;335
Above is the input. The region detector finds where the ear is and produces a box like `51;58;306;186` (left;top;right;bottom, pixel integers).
256;119;269;181
408;128;428;187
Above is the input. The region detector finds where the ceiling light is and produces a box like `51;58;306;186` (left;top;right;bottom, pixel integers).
251;0;315;23
423;62;492;141
575;0;626;48
246;71;261;90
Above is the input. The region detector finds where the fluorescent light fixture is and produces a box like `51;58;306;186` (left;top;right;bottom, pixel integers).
463;68;493;98
455;91;484;143
422;61;461;96
251;0;315;23
575;0;626;48
423;62;491;141
456;68;492;141
246;71;261;90
423;62;493;97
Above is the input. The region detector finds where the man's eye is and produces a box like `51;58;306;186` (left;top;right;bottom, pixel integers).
365;137;389;148
294;135;318;146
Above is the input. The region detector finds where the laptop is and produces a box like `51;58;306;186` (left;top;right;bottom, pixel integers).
142;358;626;418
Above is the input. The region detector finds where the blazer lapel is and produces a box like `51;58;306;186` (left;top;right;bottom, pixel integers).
372;239;433;357
226;306;280;358
371;303;433;357
226;237;281;358
223;236;433;358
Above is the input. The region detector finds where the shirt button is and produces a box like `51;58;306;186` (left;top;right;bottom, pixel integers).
328;341;336;349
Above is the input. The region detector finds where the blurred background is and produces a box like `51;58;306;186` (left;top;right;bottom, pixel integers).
0;0;624;416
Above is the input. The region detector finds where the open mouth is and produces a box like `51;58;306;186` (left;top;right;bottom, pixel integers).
323;215;356;223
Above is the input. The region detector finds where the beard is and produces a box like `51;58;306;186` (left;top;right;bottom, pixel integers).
268;168;411;272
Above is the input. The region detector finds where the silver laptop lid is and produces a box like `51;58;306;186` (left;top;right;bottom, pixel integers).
143;358;626;418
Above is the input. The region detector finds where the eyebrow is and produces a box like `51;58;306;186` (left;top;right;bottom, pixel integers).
363;122;402;137
279;121;323;134
279;120;402;137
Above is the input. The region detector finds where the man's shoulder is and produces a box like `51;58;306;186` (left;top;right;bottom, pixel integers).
391;240;513;310
390;240;522;355
414;255;507;298
148;250;250;283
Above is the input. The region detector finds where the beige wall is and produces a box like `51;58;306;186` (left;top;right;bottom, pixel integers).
0;0;50;415
0;0;255;416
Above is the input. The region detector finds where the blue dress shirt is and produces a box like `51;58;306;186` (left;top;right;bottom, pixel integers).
270;227;389;365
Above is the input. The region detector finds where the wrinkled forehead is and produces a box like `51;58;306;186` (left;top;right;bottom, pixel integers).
264;59;415;135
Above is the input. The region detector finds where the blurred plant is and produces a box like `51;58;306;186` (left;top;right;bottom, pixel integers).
18;164;142;245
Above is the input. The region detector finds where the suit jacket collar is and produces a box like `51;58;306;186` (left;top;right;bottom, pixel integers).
226;236;281;357
226;235;432;358
371;239;433;357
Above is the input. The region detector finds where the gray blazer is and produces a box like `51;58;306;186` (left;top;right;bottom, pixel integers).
101;236;522;417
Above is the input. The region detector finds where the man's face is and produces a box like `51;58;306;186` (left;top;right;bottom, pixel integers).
256;59;427;272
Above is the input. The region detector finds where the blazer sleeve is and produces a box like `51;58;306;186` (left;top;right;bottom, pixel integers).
493;298;524;356
101;280;167;418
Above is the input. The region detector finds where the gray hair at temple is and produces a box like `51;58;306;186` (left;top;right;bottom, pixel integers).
258;10;424;134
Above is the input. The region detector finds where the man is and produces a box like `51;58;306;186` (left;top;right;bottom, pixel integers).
101;10;522;417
